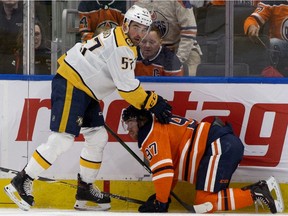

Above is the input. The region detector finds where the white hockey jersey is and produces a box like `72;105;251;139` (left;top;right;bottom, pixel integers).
57;26;148;109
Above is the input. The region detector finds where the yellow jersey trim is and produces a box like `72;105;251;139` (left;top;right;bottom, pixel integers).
57;54;97;100
118;85;148;109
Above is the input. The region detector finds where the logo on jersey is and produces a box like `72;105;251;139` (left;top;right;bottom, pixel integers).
97;21;119;31
125;38;134;47
76;116;83;127
153;68;160;76
150;10;169;38
255;5;264;13
282;18;288;41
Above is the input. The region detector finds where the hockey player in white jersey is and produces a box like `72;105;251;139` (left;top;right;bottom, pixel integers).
4;5;172;211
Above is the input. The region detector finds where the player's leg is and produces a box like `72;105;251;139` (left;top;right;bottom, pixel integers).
242;176;284;213
195;129;283;213
195;176;284;214
74;100;110;210
201;134;244;192
195;123;246;212
4;74;85;210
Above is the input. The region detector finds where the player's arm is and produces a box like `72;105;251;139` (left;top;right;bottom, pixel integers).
244;2;271;36
175;1;199;63
107;47;172;123
139;130;174;212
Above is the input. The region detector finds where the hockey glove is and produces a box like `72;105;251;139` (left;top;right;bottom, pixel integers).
138;194;170;212
142;91;172;124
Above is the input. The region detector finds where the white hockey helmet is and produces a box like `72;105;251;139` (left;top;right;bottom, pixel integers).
124;5;152;27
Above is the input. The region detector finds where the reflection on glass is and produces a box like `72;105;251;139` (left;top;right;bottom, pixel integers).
0;0;23;74
3;0;286;78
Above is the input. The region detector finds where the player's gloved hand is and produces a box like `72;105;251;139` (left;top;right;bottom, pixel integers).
138;194;170;212
142;91;172;124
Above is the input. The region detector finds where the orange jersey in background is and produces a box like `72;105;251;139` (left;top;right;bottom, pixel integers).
78;1;125;41
244;1;288;40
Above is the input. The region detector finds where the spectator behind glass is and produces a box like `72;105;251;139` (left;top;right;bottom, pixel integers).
244;1;288;76
0;0;22;74
78;0;126;42
134;0;202;76
136;25;184;76
15;19;51;75
34;19;51;75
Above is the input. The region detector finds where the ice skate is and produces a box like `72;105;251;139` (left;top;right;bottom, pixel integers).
4;170;34;211
242;176;284;213
74;174;111;211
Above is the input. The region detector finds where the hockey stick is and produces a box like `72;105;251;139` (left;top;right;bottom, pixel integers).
0;166;145;205
104;124;151;174
104;123;213;213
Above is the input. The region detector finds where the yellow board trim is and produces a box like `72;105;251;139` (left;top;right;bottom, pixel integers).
1;179;287;212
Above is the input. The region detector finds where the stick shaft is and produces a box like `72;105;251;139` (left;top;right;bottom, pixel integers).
104;124;152;174
170;191;195;212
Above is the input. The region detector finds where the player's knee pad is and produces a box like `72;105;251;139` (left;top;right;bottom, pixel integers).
81;126;108;161
37;132;74;163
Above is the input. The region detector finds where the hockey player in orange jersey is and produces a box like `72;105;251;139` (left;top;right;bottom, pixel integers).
121;105;284;213
244;1;288;40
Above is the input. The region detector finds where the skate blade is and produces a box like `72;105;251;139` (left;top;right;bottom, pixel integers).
266;176;284;213
4;183;31;211
74;200;111;211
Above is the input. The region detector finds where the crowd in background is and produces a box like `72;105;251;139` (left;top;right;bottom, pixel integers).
0;0;287;77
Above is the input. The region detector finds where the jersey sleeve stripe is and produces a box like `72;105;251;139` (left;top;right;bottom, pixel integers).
150;158;173;170
152;173;174;181
153;165;174;174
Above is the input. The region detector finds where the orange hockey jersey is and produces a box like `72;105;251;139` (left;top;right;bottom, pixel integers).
138;115;210;203
78;1;125;41
244;1;288;41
